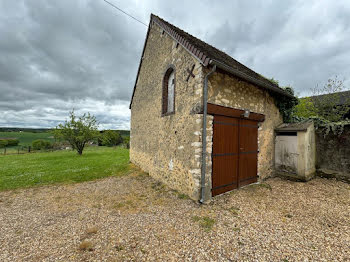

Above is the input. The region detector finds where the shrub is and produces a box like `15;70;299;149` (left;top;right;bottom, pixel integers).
0;138;19;148
100;130;123;147
0;140;8;148
293;97;317;119
6;138;19;146
123;137;130;149
274;86;299;123
32;139;53;150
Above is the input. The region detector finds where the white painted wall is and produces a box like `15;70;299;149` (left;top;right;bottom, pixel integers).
275;135;298;172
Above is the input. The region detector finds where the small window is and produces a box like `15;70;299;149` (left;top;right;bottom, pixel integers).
162;66;175;115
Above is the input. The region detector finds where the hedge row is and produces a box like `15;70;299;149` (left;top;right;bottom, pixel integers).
0;138;19;148
32;139;53;150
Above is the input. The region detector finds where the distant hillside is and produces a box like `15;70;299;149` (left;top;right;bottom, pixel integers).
0;127;52;133
0;127;130;136
0;129;130;148
0;131;54;146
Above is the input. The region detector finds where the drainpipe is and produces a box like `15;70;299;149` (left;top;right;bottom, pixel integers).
200;65;216;204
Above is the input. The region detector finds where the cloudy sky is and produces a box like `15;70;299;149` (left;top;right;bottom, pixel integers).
0;0;349;129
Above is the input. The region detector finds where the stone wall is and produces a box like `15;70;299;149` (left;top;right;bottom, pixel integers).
302;124;316;179
316;125;350;182
130;22;205;200
131;22;285;201
207;70;283;180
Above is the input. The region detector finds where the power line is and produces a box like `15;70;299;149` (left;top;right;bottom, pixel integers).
103;0;148;27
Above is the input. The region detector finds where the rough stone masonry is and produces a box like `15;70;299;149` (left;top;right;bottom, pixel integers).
130;19;283;201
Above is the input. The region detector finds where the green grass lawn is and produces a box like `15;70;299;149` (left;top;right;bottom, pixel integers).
0;146;130;191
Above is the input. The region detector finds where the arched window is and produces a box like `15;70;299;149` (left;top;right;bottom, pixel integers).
162;66;175;115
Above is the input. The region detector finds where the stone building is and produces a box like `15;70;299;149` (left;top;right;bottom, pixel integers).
129;14;294;202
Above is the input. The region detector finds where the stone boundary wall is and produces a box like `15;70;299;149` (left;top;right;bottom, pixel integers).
315;125;350;182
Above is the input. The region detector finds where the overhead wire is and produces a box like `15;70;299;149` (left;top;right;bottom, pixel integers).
102;0;148;27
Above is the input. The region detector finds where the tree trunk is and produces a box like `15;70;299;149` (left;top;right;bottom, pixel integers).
76;143;85;155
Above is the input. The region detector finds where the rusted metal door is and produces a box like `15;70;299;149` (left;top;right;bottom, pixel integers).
211;115;259;196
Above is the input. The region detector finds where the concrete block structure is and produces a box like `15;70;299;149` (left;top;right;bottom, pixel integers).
275;121;316;181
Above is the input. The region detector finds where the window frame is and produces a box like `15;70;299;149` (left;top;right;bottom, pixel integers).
162;65;176;116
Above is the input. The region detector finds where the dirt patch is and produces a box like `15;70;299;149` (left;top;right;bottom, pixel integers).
0;172;349;261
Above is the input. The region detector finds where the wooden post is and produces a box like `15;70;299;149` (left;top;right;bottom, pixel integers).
28;146;31;153
4;147;6;155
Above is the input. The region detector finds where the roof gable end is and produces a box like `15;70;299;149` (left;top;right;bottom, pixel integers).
130;14;293;109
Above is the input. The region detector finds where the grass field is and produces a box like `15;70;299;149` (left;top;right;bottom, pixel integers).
0;146;130;191
0;130;130;154
0;131;54;154
0;131;54;146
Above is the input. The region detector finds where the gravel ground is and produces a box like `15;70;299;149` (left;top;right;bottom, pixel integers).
0;171;349;262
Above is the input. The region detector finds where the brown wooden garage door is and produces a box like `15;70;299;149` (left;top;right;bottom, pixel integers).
210;105;262;196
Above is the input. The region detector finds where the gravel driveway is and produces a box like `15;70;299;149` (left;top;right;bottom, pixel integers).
0;170;349;261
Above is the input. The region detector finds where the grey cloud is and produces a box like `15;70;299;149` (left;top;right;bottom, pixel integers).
0;0;350;129
0;0;145;128
204;1;350;96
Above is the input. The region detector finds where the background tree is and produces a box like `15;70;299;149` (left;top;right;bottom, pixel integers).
54;111;99;155
0;138;19;148
0;140;8;148
100;130;123;147
292;97;317;119
311;76;349;122
259;75;299;123
32;139;53;150
123;136;130;149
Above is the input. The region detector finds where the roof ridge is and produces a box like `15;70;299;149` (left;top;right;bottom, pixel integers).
130;14;293;108
152;14;281;89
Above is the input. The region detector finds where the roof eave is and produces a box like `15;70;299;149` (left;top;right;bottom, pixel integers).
209;59;294;98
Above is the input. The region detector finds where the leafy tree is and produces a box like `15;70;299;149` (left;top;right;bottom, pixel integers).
100;130;123;147
311;76;350;122
293;97;317;118
123;136;130;149
6;138;19;146
0;140;8;148
0;138;19;148
54;111;99;155
32;139;52;150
